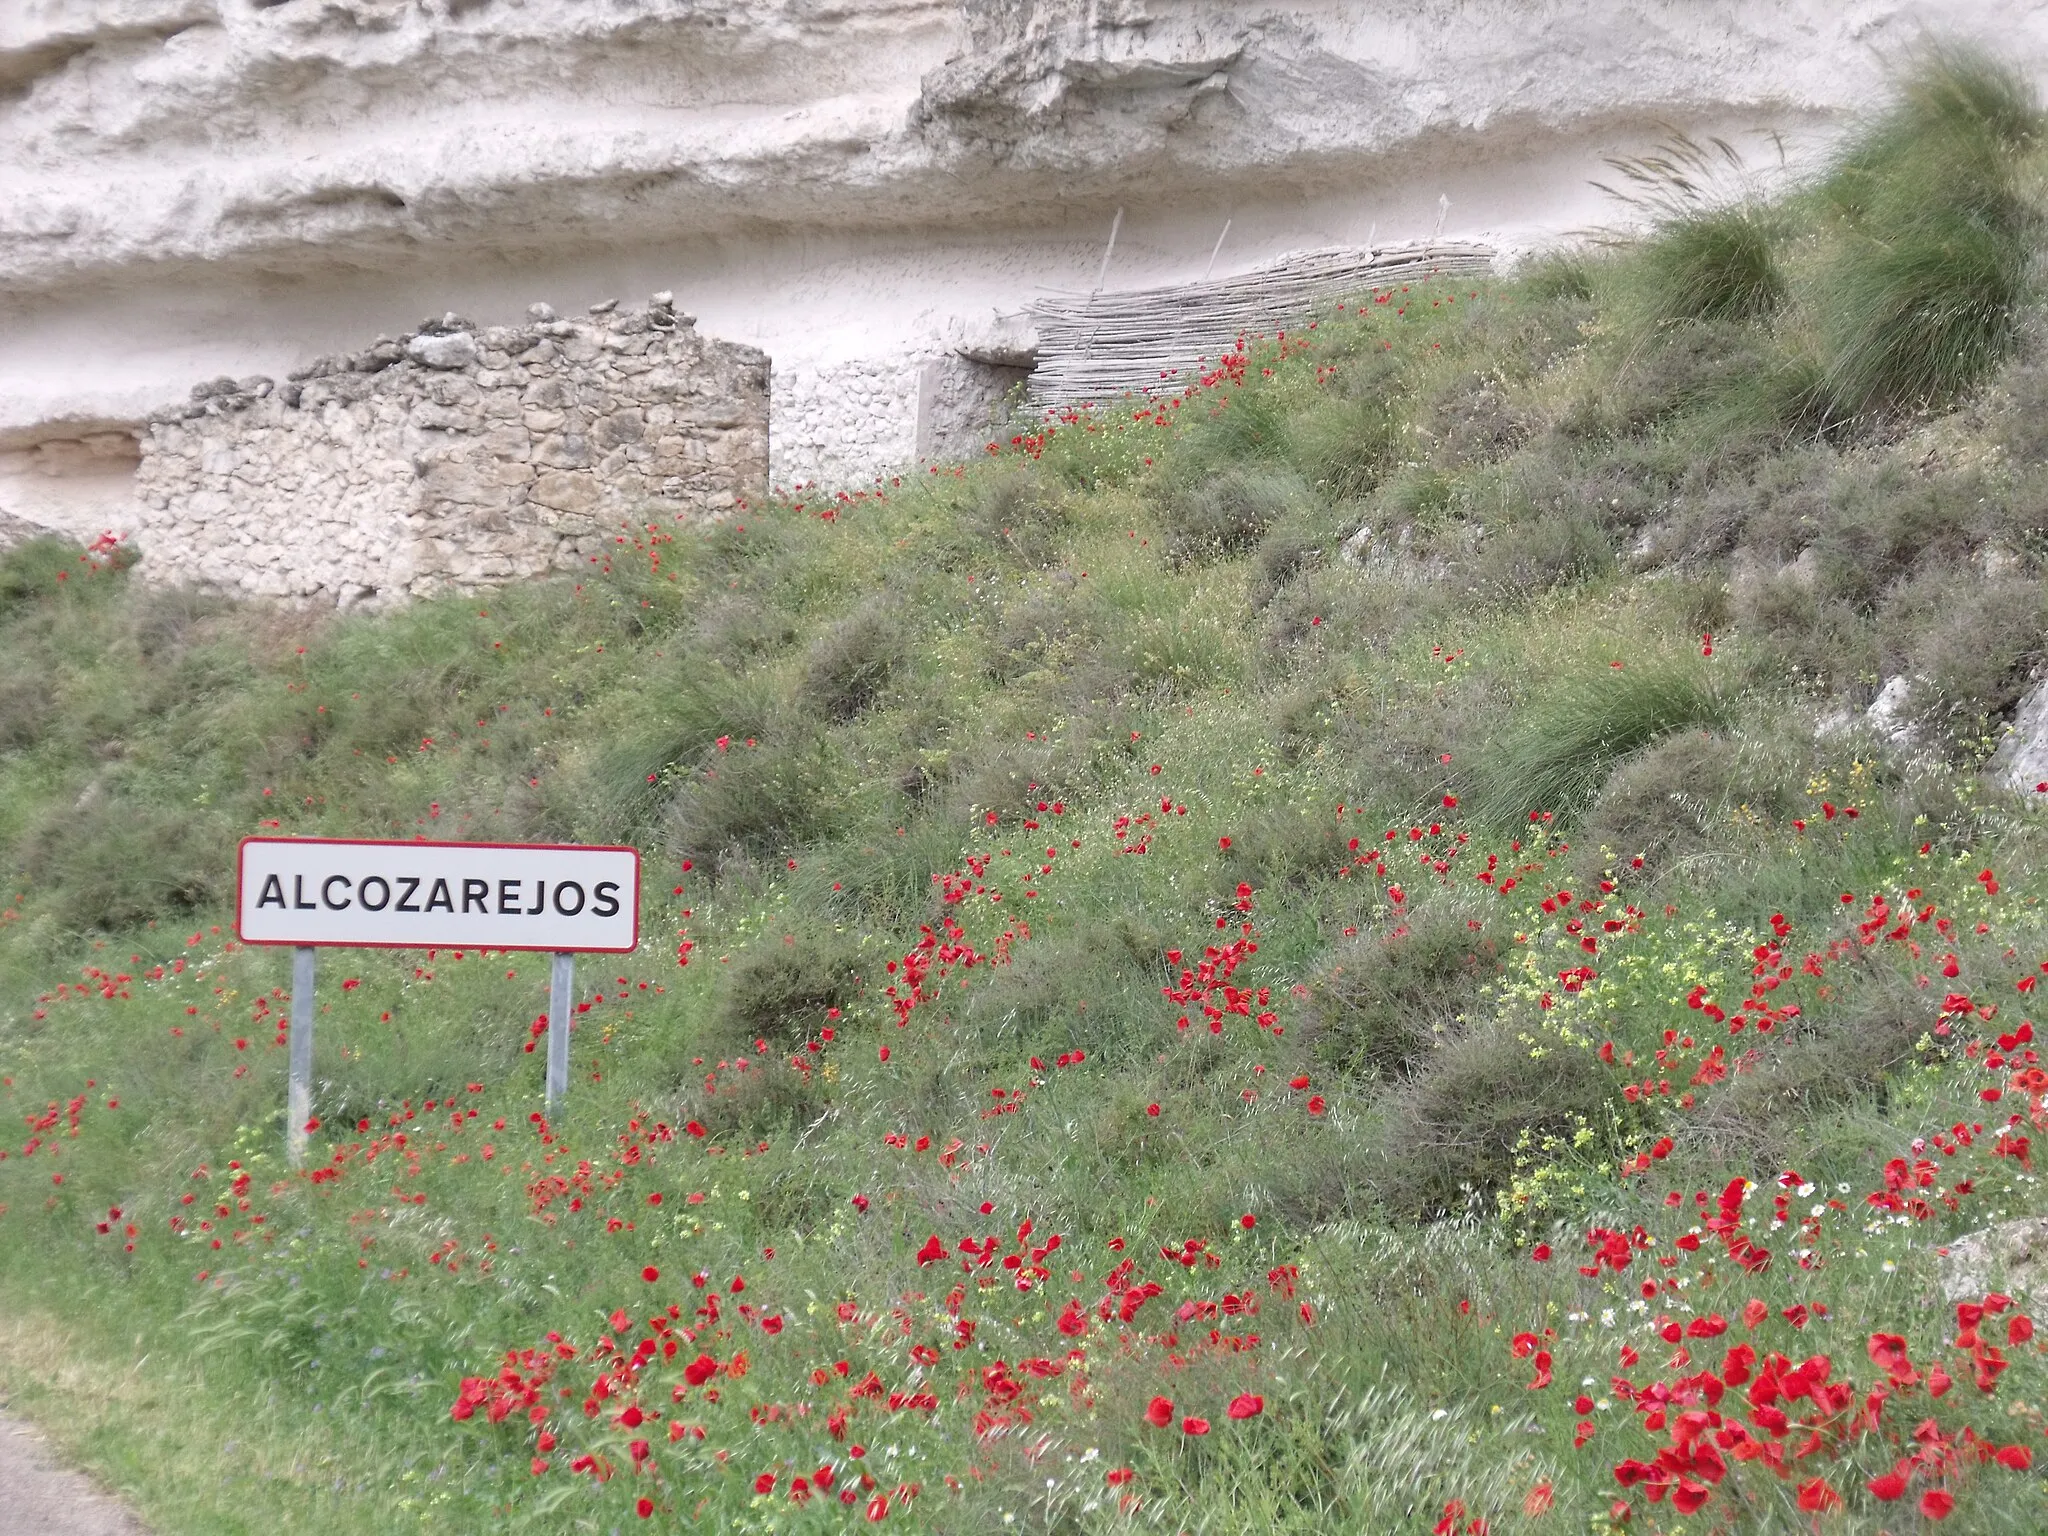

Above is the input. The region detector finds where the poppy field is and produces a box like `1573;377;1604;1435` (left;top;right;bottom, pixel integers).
6;49;2048;1535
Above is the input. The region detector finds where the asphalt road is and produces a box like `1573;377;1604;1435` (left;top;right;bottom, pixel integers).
0;1409;146;1536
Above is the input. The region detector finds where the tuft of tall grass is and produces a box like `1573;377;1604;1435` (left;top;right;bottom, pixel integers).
1815;48;2042;417
1641;206;1786;325
1599;134;1787;328
1472;657;1730;825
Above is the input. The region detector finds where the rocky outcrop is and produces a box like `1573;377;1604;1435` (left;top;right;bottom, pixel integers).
132;296;767;604
1940;1218;2048;1304
1991;683;2048;801
4;0;2047;511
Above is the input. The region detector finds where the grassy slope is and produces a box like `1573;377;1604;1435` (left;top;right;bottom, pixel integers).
7;53;2048;1535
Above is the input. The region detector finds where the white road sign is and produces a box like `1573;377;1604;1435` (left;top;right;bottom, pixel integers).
237;838;640;952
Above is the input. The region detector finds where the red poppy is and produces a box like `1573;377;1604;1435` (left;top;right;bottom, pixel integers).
1867;1470;1908;1501
1796;1478;1841;1512
1226;1394;1263;1419
1144;1396;1174;1427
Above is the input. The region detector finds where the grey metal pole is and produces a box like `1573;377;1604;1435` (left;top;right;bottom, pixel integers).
546;951;574;1117
287;945;315;1170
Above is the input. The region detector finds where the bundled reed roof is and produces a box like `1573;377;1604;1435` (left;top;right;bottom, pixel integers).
1026;241;1495;407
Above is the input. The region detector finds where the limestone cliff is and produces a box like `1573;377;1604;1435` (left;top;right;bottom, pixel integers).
3;0;2044;543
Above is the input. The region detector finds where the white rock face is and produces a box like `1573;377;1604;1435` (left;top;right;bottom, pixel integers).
4;0;2047;529
1991;682;2048;801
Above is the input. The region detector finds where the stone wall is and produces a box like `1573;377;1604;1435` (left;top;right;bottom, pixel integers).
132;295;768;605
769;352;1029;492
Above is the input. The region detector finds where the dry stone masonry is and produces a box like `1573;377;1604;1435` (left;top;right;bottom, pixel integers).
133;295;767;605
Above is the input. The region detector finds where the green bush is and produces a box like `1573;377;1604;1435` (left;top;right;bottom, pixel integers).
1305;904;1508;1078
1370;1025;1612;1219
0;668;55;752
663;725;845;872
1902;575;2047;740
797;604;906;721
688;595;799;666
1576;727;1798;884
1248;520;1329;611
717;931;862;1046
1732;572;1876;686
1284;354;1403;497
1676;969;1935;1170
0;536;88;619
988;589;1103;681
24;793;230;932
1463;510;1613;598
1162;466;1305;564
1519;250;1595;302
947;464;1068;567
1812;465;1979;611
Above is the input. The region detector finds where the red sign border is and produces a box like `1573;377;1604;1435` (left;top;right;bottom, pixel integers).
235;836;643;954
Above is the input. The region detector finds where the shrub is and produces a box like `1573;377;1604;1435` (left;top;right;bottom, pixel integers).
1427;372;1536;467
1285;354;1403;497
948;465;1067;567
925;725;1096;828
1652;445;1833;564
1812;465;1979;611
1596;320;1784;438
130;584;235;663
0;668;55;751
1818;219;2035;418
0;536;86;619
676;1054;828;1139
1161;466;1305;564
1305;904;1508;1078
25;793;229;932
1902;575;2047;739
797;604;906;721
663;725;845;872
988;589;1101;681
1732;573;1875;686
717;931;861;1046
1472;657;1729;825
1463;510;1613;598
1676;970;1933;1169
1248;520;1328;611
689;596;798;666
1371;1025;1612;1219
548;667;782;843
1575;728;1798;885
1519;251;1595;302
1215;803;1348;894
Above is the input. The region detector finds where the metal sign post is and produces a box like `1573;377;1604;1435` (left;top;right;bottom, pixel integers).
237;838;640;1168
288;946;316;1168
547;951;574;1116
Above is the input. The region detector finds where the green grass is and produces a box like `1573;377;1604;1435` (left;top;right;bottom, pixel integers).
5;50;2048;1535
